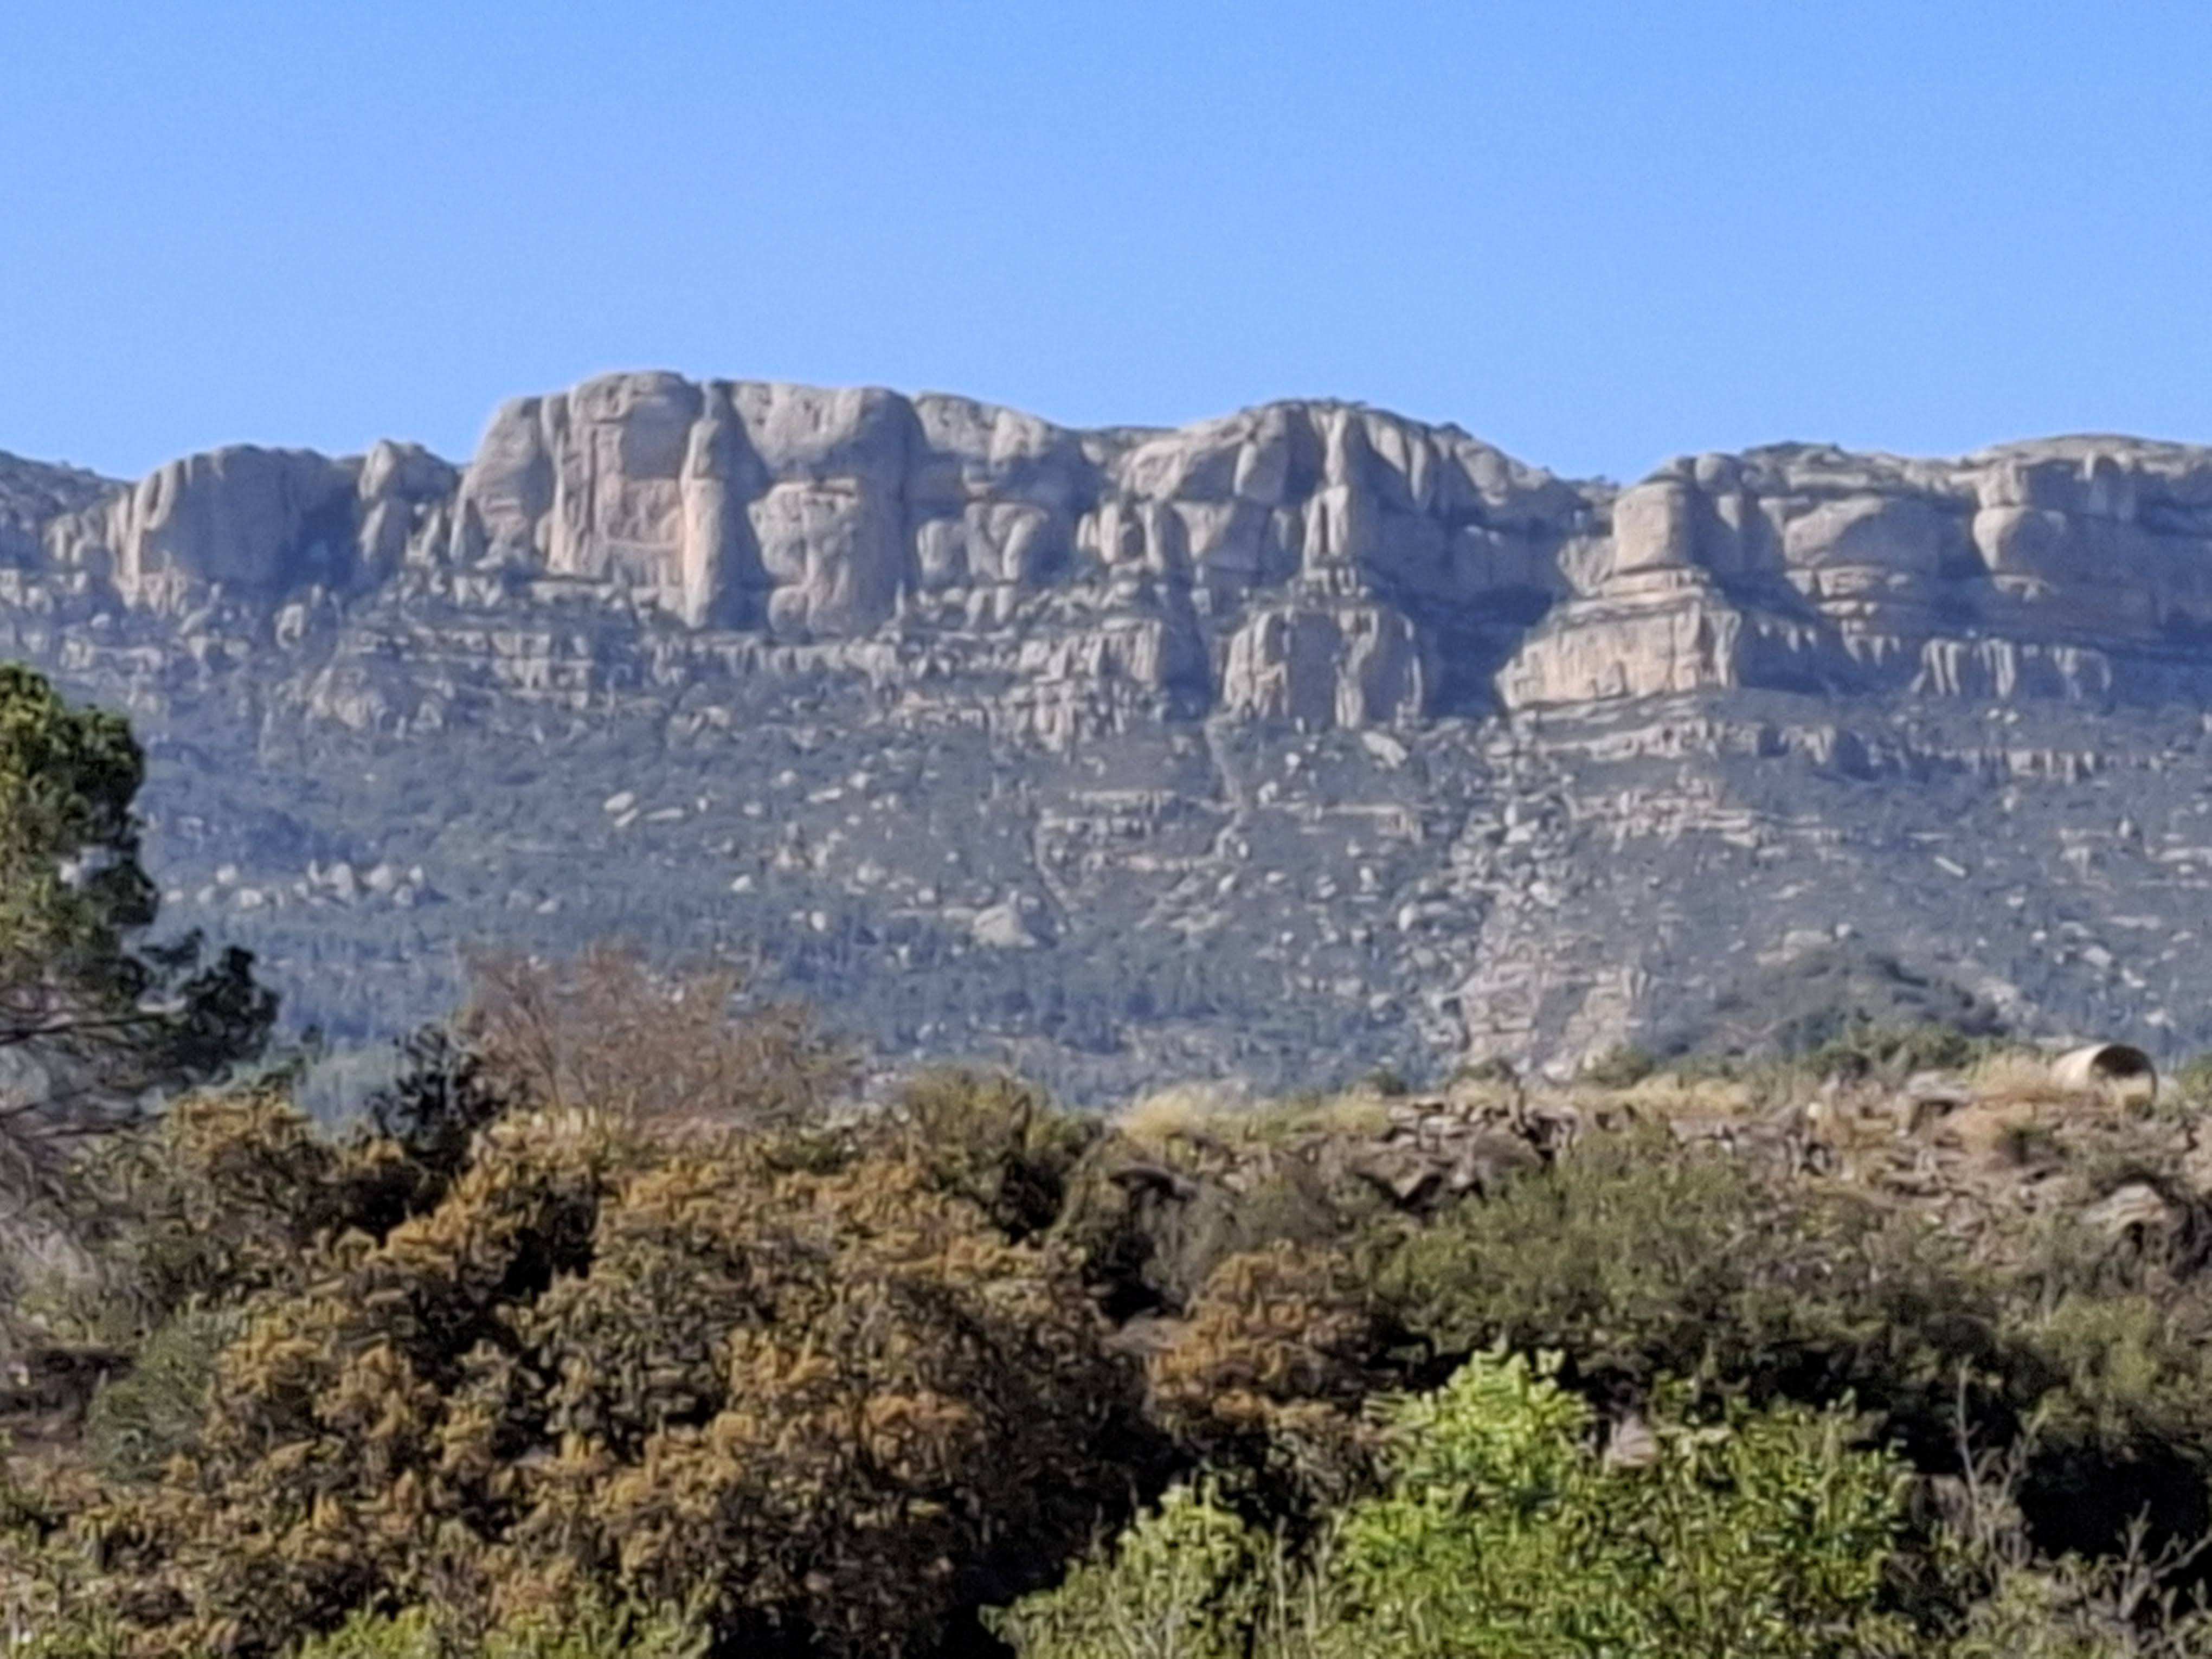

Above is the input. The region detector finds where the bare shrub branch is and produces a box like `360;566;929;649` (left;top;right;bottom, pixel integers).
459;942;854;1129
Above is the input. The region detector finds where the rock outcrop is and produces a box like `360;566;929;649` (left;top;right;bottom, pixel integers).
1503;440;2212;708
41;441;455;615
17;381;2212;732
16;376;1589;730
0;454;111;573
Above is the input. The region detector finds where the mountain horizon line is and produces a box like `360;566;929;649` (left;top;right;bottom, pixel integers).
12;369;2210;494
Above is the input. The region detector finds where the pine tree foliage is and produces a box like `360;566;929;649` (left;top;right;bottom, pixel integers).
0;665;274;1213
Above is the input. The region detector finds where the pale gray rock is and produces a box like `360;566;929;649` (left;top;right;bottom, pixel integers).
1493;436;2212;712
970;901;1039;950
0;455;115;571
1221;599;1424;729
48;446;356;610
16;378;2212;748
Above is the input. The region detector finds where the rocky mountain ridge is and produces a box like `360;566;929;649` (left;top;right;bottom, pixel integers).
6;376;2212;1100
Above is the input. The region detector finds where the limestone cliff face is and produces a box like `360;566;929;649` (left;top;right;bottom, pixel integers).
42;441;454;614
1502;441;2212;708
14;380;2212;732
18;376;1592;732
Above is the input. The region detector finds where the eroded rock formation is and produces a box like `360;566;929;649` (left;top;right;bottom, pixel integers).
1507;441;2212;707
20;376;1586;731
20;378;2212;735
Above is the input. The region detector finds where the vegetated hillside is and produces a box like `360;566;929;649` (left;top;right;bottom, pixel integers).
14;1010;2212;1657
8;380;2212;1100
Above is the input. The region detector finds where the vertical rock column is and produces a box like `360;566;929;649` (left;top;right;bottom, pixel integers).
678;385;761;628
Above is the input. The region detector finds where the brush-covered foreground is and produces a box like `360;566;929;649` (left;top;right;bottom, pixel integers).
13;1008;2212;1656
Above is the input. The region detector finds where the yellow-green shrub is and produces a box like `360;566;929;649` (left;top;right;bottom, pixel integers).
290;1594;707;1659
1144;1244;1388;1509
87;1108;1155;1657
894;1066;1095;1242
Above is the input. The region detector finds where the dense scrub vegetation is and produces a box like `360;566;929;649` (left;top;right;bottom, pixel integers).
15;670;2212;1654
15;1033;2212;1657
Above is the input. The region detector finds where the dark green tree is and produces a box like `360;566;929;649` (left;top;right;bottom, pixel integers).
0;664;275;1209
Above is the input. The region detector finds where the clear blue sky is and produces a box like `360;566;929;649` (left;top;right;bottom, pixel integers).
4;2;2208;484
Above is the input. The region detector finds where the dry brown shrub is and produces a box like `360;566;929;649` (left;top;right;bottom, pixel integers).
1114;1084;1241;1150
461;943;853;1129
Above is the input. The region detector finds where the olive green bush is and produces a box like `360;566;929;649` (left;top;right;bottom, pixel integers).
895;1066;1096;1242
1994;1290;2212;1560
290;1596;708;1659
37;1084;432;1346
1058;1123;1389;1320
1793;1020;2010;1082
82;1305;238;1483
1367;1127;2212;1571
2168;1054;2212;1109
1579;1044;1658;1088
1368;1129;2003;1423
72;1107;1154;1657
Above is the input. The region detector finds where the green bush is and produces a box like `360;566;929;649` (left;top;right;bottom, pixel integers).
291;1597;708;1659
987;1480;1271;1659
1944;1556;2212;1658
995;1351;1922;1659
1801;1019;2003;1081
1684;948;2003;1066
1994;1290;2212;1560
1328;1354;1918;1658
1367;1128;2002;1425
83;1306;237;1483
1365;1124;2212;1570
2169;1053;2212;1108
